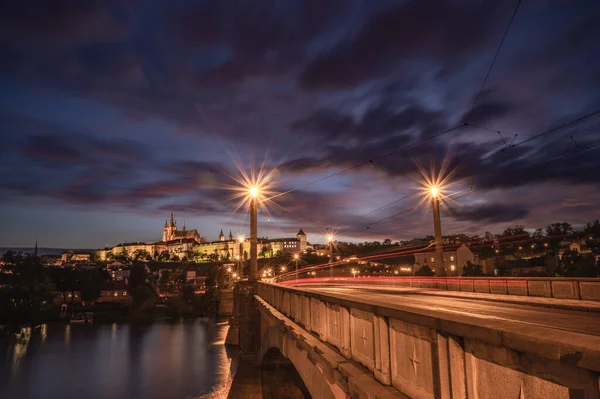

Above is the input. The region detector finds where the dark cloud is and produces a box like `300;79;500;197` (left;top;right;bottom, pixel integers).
291;103;443;142
299;0;509;89
0;1;599;246
0;1;125;46
170;0;354;86
451;203;530;224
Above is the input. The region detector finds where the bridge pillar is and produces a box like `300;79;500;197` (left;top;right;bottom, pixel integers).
225;281;260;360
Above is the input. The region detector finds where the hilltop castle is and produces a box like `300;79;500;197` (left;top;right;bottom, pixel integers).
94;213;309;262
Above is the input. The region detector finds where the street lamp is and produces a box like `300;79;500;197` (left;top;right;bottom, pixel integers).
430;185;446;276
292;253;300;280
249;186;259;281
326;232;335;278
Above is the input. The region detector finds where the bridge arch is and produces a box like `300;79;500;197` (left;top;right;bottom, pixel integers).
258;312;346;399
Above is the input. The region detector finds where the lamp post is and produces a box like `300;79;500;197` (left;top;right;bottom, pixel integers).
293;253;299;281
431;186;446;276
249;187;258;281
327;233;334;278
237;235;245;278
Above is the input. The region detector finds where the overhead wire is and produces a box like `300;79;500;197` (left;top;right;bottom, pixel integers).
363;137;600;230
465;0;523;121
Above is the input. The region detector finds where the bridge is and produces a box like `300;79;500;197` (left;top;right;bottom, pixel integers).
225;277;600;399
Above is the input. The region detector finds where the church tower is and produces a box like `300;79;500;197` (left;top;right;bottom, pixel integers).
228;230;233;241
162;213;178;241
296;229;307;252
219;230;225;241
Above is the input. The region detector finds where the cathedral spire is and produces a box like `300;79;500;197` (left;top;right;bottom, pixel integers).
170;212;175;227
183;220;187;231
219;229;225;241
165;219;168;228
34;239;38;256
228;230;233;240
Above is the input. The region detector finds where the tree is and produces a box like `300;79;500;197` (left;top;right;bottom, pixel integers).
1;250;19;265
414;265;435;276
383;238;392;246
133;249;150;262
558;250;598;277
129;263;148;290
0;254;55;323
181;283;195;304
158;270;173;294
243;250;248;260
462;261;484;276
79;269;110;302
532;228;544;239
546;222;573;238
501;225;527;238
171;254;180;262
157;250;170;262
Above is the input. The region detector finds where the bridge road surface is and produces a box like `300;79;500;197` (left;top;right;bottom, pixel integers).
298;286;600;337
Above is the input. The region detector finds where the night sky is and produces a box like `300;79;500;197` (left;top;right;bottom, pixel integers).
1;0;600;248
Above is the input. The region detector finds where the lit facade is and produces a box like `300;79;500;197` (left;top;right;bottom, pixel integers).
413;244;477;275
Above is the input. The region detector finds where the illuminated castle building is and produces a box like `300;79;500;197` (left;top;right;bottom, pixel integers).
162;213;201;243
94;214;308;262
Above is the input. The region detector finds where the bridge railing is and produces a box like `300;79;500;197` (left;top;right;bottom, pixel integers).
279;275;600;302
256;282;600;399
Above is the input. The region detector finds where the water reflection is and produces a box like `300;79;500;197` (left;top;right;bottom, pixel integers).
10;326;31;379
0;320;236;399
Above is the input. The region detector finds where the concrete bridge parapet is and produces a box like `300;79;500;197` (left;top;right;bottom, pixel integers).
256;283;600;399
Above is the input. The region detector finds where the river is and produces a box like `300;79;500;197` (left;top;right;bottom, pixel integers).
0;320;237;399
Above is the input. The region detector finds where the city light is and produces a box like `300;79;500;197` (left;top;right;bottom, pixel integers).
232;273;237;278
430;186;438;198
293;253;299;260
227;267;232;272
281;266;286;272
238;235;245;243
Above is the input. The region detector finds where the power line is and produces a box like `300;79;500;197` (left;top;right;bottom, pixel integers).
466;0;522;121
360;191;420;217
265;124;466;201
471;108;600;168
364;137;600;230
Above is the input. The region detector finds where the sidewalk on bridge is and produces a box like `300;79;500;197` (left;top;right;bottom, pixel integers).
345;285;600;312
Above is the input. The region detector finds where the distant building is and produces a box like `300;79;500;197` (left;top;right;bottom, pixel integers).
93;213;308;262
162;213;201;243
98;281;132;303
40;255;62;267
558;239;592;259
413;244;477;275
61;250;92;264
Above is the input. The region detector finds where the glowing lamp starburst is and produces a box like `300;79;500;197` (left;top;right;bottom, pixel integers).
225;162;279;214
413;159;460;212
430;186;439;198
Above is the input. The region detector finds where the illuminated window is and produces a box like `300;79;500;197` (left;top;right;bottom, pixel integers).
430;257;435;262
114;292;118;297
450;256;455;261
68;293;72;298
122;291;127;296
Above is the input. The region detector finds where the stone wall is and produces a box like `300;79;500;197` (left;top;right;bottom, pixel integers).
258;283;600;399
